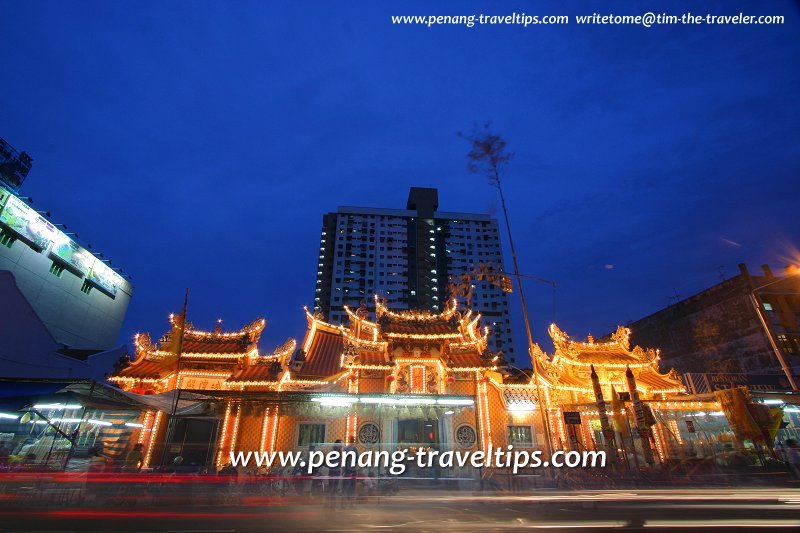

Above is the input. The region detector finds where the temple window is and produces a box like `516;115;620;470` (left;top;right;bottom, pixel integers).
508;426;534;447
297;423;326;447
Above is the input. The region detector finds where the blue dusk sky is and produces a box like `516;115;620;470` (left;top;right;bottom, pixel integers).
2;0;799;364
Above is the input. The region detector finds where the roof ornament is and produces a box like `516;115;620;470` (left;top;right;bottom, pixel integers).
448;312;460;328
290;348;306;372
343;342;358;365
112;353;131;373
610;325;631;351
271;338;297;359
374;295;388;317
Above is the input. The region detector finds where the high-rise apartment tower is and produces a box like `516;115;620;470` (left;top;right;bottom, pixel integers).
313;187;517;361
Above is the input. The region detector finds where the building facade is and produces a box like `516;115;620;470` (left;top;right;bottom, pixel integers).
627;263;800;384
110;300;716;474
0;137;132;354
314;187;518;362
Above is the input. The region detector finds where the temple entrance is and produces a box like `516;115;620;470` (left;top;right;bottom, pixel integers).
162;417;216;470
397;419;439;447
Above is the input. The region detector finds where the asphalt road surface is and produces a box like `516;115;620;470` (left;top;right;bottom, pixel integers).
2;488;800;531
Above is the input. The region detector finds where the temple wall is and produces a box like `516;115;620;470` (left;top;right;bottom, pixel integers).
234;406;264;454
273;413;348;452
357;375;386;393
215;402;240;467
449;406;480;451
144;410;169;468
483;382;507;449
449;376;477;395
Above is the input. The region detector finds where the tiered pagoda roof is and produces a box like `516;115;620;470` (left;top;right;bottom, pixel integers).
109;317;268;389
546;324;685;395
226;338;296;384
112;302;687;400
336;296;495;371
293;315;347;379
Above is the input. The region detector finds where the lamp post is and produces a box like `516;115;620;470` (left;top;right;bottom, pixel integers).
745;265;799;391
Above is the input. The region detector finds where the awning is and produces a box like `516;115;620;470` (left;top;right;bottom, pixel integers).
114;389;213;415
24;391;138;411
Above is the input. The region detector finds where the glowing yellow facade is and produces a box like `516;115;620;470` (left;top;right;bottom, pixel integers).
110;299;706;469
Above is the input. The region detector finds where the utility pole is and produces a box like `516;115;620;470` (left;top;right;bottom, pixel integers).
160;288;190;469
493;170;554;457
460;124;554;457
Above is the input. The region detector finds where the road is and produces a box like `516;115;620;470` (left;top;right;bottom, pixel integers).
1;488;800;531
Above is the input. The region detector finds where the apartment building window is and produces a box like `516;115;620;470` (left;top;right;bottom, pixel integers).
778;335;799;355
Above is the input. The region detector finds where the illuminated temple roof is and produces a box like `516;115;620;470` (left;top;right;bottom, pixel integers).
110;298;496;393
336;296;495;370
110;303;683;399
110;317;269;387
542;324;686;395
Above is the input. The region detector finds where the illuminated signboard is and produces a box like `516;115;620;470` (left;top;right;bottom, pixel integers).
0;192;56;250
180;377;225;390
0;186;126;297
49;234;92;276
683;372;793;394
87;259;120;296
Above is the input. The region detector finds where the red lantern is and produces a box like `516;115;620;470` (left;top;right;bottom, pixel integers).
446;376;456;384
386;375;395;382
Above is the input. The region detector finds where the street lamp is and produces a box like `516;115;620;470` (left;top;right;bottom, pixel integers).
746;264;800;391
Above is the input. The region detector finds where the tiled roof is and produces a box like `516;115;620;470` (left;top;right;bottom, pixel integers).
180;338;249;354
447;353;485;367
556;372;589;389
382;320;459;336
227;365;280;383
356;351;390;366
636;370;685;391
116;360;172;380
297;328;344;378
565;350;639;365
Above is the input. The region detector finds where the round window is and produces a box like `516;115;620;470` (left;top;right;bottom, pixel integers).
358;422;380;445
455;424;477;448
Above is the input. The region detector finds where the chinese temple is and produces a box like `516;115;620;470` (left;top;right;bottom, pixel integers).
109;297;742;473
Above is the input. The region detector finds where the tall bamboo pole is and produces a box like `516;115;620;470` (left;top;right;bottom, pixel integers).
492;169;554;457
